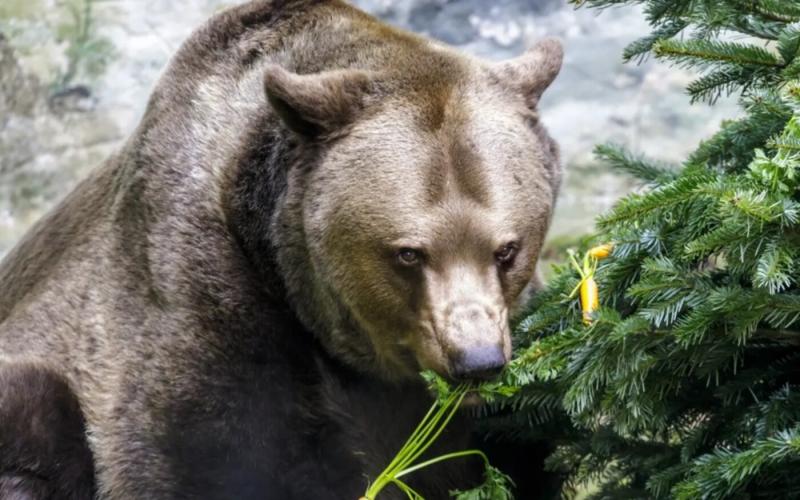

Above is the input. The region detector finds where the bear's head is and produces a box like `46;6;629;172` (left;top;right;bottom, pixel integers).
267;39;563;382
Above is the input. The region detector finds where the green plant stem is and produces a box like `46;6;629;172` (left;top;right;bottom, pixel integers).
373;394;443;481
370;390;458;493
390;478;423;499
364;386;470;500
394;450;490;478
388;389;468;475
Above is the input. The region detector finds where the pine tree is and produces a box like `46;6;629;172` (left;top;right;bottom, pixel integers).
477;1;800;498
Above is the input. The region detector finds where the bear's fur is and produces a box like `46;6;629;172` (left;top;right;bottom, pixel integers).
0;363;95;499
0;0;563;498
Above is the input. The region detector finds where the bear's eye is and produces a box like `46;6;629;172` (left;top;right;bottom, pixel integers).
495;242;518;267
397;248;423;267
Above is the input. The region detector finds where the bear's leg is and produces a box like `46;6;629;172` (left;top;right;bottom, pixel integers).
0;362;96;500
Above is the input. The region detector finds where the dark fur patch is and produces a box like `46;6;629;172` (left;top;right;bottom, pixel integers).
0;364;95;500
224;108;295;302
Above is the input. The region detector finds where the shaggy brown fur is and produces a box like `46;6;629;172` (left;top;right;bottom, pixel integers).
0;1;563;498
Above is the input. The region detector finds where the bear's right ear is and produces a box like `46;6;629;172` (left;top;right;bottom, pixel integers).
492;38;563;110
264;65;375;138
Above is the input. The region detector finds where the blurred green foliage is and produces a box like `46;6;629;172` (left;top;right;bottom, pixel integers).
0;0;114;92
54;0;114;91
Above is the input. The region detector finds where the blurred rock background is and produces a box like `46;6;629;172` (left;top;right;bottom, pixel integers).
0;0;738;258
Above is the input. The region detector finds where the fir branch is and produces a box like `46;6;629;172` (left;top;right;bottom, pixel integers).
673;427;800;499
729;15;786;41
689;94;793;171
751;0;800;23
622;18;689;62
644;0;693;24
767;136;800;152
594;143;677;183
782;59;800;81
646;463;691;498
776;25;800;63
569;0;642;9
597;167;714;227
753;241;796;293
653;39;783;69
683;222;744;257
763;293;800;328
685;66;755;103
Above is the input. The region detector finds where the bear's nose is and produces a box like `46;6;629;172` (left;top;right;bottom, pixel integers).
452;345;506;381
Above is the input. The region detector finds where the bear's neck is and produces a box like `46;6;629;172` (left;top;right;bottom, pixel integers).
223;113;295;305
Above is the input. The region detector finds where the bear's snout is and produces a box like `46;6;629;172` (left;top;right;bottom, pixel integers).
442;302;510;381
452;345;506;381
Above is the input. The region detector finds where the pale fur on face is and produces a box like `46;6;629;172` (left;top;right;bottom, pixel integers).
271;39;563;382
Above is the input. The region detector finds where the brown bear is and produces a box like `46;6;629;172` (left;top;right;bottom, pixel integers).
0;0;563;498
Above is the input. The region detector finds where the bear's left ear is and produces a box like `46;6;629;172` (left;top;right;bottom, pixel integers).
492;38;563;109
264;65;376;138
